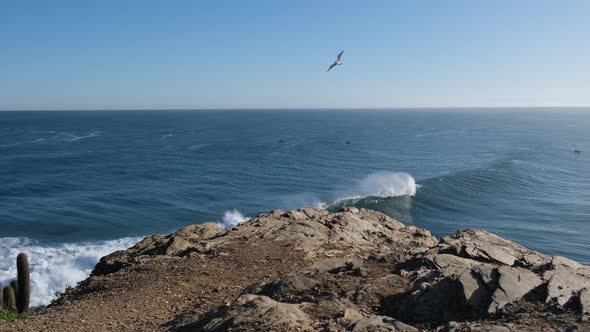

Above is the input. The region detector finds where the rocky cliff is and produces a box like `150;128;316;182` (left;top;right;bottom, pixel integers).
2;208;589;331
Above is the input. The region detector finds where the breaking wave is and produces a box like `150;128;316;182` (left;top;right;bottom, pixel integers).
0;236;140;307
321;172;417;224
353;171;416;197
220;209;249;227
327;171;416;206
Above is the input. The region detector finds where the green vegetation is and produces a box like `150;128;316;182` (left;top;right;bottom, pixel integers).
0;308;21;321
0;252;32;321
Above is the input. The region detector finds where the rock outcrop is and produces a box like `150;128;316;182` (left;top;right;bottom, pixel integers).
3;208;588;332
393;229;553;323
171;209;588;331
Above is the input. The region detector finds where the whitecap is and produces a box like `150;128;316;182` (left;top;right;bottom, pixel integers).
188;144;210;151
325;171;417;207
0;236;140;307
219;209;249;227
64;131;102;142
355;171;416;197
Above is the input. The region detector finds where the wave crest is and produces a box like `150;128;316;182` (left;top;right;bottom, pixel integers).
356;171;417;198
220;209;249;227
322;171;416;208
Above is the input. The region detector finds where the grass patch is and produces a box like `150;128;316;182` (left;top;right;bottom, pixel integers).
0;308;22;321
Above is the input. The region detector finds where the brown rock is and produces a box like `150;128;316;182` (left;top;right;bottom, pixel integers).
438;229;550;268
546;270;590;306
580;288;589;316
201;294;315;331
352;315;417;332
488;266;543;313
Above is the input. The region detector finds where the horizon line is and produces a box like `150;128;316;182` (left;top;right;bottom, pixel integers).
1;106;590;112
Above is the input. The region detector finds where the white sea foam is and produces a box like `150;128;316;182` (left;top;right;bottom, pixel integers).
326;171;417;206
188;144;210;151
64;131;102;142
0;236;141;307
355;171;416;197
219;209;249;227
50;131;102;142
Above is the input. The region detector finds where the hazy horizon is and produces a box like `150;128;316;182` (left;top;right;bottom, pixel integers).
2;1;589;110
1;106;590;112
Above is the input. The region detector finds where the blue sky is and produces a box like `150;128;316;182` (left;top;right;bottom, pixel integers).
1;0;589;110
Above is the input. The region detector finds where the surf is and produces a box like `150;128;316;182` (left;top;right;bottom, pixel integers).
0;236;140;307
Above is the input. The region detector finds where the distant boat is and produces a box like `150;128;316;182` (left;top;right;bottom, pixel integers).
345;141;351;144
277;140;285;144
573;149;582;153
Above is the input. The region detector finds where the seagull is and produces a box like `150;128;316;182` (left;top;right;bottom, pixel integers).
327;50;344;72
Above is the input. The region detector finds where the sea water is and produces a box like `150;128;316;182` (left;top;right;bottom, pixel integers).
1;109;589;305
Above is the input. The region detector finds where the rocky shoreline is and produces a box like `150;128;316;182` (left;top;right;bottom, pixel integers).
2;207;589;331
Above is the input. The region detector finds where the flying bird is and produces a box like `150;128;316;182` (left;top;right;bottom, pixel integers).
327;50;344;72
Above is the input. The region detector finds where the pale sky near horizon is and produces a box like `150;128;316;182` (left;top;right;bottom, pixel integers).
1;0;589;110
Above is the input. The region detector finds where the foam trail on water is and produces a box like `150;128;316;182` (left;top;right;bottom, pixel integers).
0;236;141;307
220;209;249;227
63;131;102;142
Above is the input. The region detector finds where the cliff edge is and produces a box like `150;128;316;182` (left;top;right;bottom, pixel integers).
2;207;589;331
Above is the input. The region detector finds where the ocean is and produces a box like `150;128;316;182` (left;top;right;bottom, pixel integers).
1;109;589;306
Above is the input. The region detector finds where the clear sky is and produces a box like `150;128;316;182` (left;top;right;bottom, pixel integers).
1;0;589;110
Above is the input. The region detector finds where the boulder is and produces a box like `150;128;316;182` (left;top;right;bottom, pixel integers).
313;298;358;320
283;209;310;221
300;208;330;219
173;222;222;242
132;234;168;254
580;288;589;315
265;272;320;300
397;241;545;320
551;256;583;271
425;253;485;276
447;323;516;332
438;229;550;269
201;294;315;331
545;255;590;279
397;277;470;322
458;266;497;312
161;236;192;256
352;315;418;332
487;266;543;313
92;234;168;275
546;271;590;306
343;307;364;322
92;223;222;275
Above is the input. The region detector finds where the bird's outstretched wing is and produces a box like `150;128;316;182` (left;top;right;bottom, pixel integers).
327;62;337;72
336;50;344;62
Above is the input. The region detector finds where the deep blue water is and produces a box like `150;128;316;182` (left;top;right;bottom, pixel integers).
1;109;589;305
